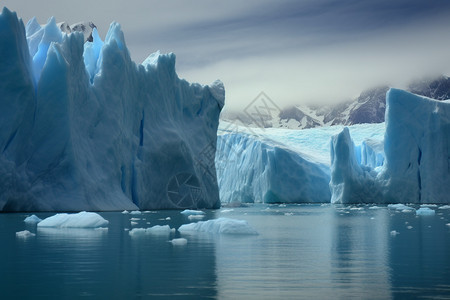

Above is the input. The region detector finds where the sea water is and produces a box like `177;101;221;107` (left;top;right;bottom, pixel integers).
1;204;449;299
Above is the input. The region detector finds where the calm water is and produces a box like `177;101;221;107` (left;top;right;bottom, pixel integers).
1;204;450;299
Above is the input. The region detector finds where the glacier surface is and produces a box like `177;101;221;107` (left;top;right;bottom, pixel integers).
0;8;224;211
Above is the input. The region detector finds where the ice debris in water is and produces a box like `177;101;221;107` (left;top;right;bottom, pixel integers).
188;215;205;220
16;230;36;238
416;207;436;216
390;230;400;236
181;210;205;216
178;218;258;235
170;238;188;246
37;212;109;228
128;225;175;236
24;215;42;224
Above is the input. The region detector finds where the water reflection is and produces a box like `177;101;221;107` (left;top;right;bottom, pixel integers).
330;207;391;299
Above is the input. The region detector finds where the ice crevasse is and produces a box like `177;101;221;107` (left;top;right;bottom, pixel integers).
0;8;224;211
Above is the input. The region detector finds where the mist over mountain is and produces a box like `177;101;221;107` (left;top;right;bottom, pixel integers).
221;75;450;130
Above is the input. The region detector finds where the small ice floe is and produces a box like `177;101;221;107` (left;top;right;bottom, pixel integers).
350;207;364;211
37;212;109;228
158;217;171;221
130;211;141;215
369;206;381;210
178;218;258;235
188;215;204;221
407;226;413;230
128;225;175;237
16;230;35;238
146;222;151;224
284;212;294;216
390;230;400;236
169;238;188;246
439;205;450;210
94;227;108;231
370;217;375;220
130;221;138;226
24;215;42;224
221;209;234;213
166;217;171;221
420;204;438;208
130;218;140;221
416;207;436;216
388;204;414;212
180;209;205;216
278;204;287;208
122;210;129;214
402;209;415;213
446;223;450;227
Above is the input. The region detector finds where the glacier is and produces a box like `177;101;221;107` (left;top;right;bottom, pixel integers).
0;8;224;211
216;122;384;204
330;89;450;204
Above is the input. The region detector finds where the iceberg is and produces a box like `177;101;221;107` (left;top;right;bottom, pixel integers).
37;211;109;228
330;88;450;204
0;8;223;211
128;225;174;236
16;230;36;238
178;217;258;235
24;214;42;224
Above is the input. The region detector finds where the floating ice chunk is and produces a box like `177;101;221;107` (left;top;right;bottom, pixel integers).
221;209;234;213
388;204;414;211
128;228;147;236
130;211;141;215
95;227;108;231
407;226;413;229
446;223;450;227
369;206;381;210
439;205;450;210
131;221;138;226
130;218;140;221
284;212;294;216
178;218;258;235
402;209;415;213
416;207;436;216
188;215;205;220
420;204;438;208
122;210;129;214
37;212;109;228
128;225;174;237
390;230;400;236
24;215;42;224
147;225;174;234
16;230;35;238
165;217;171;221
180;210;205;216
170;238;188;246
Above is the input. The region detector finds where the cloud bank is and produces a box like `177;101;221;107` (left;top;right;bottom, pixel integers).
3;0;450;110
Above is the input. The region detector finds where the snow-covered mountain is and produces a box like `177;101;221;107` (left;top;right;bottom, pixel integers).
222;76;450;129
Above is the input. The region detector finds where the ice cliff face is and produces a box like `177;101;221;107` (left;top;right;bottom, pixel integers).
216;131;331;204
0;8;224;211
330;89;450;204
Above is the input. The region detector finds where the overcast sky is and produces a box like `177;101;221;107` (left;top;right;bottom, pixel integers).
3;0;450;110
